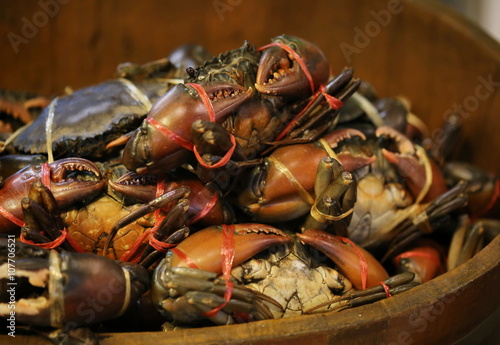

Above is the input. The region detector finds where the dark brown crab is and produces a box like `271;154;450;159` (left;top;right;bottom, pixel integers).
9;45;209;160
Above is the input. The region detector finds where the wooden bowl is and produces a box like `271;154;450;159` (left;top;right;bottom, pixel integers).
1;0;499;344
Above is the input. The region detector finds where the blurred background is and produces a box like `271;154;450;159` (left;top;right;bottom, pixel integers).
441;0;500;42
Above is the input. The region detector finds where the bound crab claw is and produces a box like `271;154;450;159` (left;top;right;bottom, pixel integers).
297;229;389;290
393;239;446;283
151;223;291;325
237;128;374;223
0;158;105;234
121;82;253;175
0;240;149;328
256;35;330;96
376;126;447;203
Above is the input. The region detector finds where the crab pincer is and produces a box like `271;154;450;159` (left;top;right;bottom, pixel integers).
256;35;330;97
297;229;389;290
151;224;291;325
0;240;149;328
0;158;105;234
376;126;447;203
121;82;253;175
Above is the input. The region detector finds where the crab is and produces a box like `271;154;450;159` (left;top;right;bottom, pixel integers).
8;44;210;161
150;225;391;327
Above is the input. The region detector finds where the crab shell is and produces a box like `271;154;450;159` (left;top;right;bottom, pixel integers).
12;79;159;159
121;82;253;175
61;194;155;259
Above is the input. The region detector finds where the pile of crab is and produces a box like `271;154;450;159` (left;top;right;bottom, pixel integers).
0;35;498;343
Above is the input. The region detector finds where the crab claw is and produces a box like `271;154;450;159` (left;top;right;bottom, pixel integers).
297;229;388;290
0;158;105;234
322;128;376;171
376;126;447;202
170;224;291;274
0;243;149;327
238;129;371;224
109;172;233;226
121;82;253;175
256;35;330;96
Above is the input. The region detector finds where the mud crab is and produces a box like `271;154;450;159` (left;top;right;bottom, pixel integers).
151;225;395;327
237;128;373;224
122;35;359;179
8;45;209;161
344;126;448;249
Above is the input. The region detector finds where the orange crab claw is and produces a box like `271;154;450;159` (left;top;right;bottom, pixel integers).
376;126;447;203
170;224;291;274
297;229;388;290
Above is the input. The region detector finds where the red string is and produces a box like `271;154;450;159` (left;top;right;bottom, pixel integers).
319;85;343;109
204;224;235;317
41;163;51;190
273;85;343;141
20;229;68;249
186;83;216;122
148;235;177;252
119;180;167;262
0;206;25;227
146;117;194;151
120;228;152;262
170;247;200;269
193;134;237;169
338;236;368;290
379;281;392;298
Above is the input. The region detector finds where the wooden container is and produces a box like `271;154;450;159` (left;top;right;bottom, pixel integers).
1;0;499;344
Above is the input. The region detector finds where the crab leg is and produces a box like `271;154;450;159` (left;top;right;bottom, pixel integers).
102;187;190;257
304;272;417;313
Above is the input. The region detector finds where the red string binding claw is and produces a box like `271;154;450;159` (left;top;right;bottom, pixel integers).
203;224;235;318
